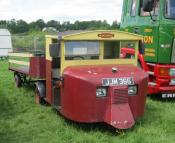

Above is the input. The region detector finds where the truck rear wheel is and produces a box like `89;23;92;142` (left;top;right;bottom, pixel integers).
14;74;22;87
35;87;46;105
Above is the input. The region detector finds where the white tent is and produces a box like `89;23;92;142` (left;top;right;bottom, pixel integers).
0;29;12;57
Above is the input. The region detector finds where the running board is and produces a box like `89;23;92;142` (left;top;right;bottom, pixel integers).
147;63;156;66
147;71;154;75
148;82;157;86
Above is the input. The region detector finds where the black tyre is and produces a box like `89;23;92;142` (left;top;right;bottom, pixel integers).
35;87;46;105
14;74;22;87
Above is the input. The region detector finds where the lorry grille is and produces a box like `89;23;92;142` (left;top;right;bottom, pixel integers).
113;88;128;104
171;39;175;63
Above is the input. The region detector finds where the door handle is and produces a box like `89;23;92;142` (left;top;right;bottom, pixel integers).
134;28;140;34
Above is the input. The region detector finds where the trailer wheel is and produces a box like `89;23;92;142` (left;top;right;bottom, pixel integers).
35;88;46;105
14;74;22;87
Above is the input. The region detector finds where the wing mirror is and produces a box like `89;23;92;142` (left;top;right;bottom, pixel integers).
143;0;154;12
49;43;60;58
139;41;145;55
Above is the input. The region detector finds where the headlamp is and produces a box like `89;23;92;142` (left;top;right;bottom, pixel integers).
96;88;107;97
128;85;137;95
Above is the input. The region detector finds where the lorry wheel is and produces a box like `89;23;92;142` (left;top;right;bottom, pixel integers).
35;88;46;105
14;74;22;87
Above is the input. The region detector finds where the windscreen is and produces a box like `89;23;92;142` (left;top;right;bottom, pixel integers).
165;0;175;19
65;41;100;60
64;41;136;61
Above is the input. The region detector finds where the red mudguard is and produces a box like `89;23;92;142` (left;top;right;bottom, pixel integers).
109;104;135;129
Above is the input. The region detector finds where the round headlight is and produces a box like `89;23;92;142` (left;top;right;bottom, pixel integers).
128;85;137;95
169;68;175;76
96;88;107;97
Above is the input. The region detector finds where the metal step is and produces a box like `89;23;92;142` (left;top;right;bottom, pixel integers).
147;71;154;75
147;63;156;66
148;82;157;86
52;105;62;111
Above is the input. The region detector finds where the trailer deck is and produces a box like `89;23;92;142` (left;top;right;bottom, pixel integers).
9;66;29;75
8;52;46;87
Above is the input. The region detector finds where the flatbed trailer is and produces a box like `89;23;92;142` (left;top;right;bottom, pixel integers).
9;30;148;130
9;53;46;87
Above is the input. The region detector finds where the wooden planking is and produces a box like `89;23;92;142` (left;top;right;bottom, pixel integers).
8;53;33;58
9;59;30;66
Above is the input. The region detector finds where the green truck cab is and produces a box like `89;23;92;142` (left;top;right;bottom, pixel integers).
120;0;175;98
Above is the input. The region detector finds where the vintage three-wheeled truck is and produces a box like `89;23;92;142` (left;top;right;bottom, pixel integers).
8;30;148;129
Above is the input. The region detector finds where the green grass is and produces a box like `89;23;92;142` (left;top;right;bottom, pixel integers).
0;60;175;143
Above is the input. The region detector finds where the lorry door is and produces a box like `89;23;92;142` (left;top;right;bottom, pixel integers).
157;0;175;64
121;0;159;63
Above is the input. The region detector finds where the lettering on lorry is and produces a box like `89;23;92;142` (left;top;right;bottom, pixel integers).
144;36;153;44
144;29;153;33
98;33;115;38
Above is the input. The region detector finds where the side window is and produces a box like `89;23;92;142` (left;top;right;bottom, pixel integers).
140;0;159;16
104;42;120;59
131;0;136;16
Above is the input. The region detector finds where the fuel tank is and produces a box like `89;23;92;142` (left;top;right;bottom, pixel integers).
60;65;148;129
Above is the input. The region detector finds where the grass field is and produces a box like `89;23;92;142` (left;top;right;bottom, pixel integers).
0;60;175;143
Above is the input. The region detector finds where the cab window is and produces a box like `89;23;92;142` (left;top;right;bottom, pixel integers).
165;0;175;19
140;0;159;16
104;42;120;59
103;41;136;60
65;41;100;60
131;0;136;16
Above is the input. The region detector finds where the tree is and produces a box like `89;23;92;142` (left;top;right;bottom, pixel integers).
111;21;120;29
47;20;61;30
0;20;7;28
7;19;17;33
29;19;46;31
16;20;29;33
2;19;119;34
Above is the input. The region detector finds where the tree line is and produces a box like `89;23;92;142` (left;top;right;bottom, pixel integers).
0;19;120;34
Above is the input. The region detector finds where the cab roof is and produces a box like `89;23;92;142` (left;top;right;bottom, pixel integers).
46;30;143;41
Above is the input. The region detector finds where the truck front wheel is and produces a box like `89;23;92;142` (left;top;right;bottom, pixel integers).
35;85;46;105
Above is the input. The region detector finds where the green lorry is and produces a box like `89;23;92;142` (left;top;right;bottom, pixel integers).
120;0;175;98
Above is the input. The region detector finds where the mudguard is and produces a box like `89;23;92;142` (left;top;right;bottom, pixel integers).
109;104;134;129
35;82;46;98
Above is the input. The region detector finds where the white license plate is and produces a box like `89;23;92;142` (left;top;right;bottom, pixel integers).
162;93;175;98
102;77;134;86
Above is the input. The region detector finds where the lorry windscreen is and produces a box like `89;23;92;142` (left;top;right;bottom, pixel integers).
165;0;175;19
65;41;100;60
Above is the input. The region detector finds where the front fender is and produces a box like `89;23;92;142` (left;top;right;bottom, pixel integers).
35;82;46;98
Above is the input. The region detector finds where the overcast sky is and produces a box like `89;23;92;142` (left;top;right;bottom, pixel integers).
0;0;123;24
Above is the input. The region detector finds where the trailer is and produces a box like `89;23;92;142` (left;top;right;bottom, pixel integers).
9;30;148;130
0;29;12;59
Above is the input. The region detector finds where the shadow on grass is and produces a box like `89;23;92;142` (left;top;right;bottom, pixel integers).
53;109;133;136
22;83;35;91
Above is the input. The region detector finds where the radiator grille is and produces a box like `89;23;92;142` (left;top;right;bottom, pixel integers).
171;39;175;63
113;88;128;104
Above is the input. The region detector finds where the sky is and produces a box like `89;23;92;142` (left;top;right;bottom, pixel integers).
0;0;123;24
